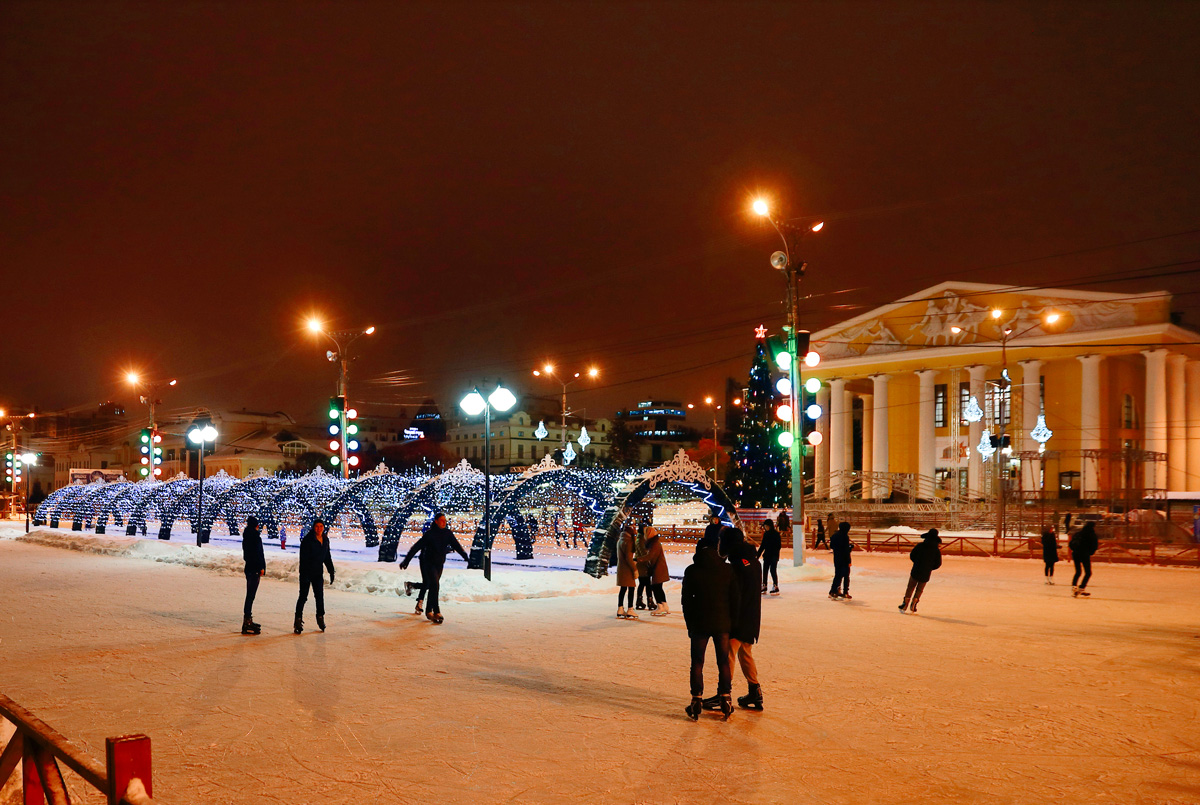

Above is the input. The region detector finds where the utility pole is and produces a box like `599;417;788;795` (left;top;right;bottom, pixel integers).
307;319;374;480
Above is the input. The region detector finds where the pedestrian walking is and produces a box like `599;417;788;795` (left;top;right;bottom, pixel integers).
703;528;763;712
682;543;739;721
757;520;781;594
294;520;335;634
813;517;827;550
698;514;723;551
635;524;652;611
828;521;854;600
777;510;790;539
645;526;671;615
400;512;469;624
1041;527;1059;584
241;516;265;635
615;522;639;619
1069;521;1098;597
898;529;942;613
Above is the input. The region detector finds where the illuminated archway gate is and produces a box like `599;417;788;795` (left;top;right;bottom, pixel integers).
466;457;615;567
583;450;742;578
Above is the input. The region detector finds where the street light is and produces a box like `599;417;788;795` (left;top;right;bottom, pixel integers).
126;372;177;450
532;363;599;452
693;396;724;480
306;316;375;478
460;383;517;580
187;423;218;546
752;196;823;567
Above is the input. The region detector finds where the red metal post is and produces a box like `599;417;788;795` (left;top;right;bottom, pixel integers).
106;735;152;805
22;739;45;805
866;530;872;552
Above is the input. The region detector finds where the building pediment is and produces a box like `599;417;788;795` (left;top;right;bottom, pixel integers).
813;281;1169;360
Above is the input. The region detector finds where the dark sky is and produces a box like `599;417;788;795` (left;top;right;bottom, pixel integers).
4;1;1200;427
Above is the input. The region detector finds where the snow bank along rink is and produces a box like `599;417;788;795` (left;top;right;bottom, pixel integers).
2;523;1199;804
3;524;830;601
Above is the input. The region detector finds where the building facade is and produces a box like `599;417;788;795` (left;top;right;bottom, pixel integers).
446;410;612;471
804;282;1200;503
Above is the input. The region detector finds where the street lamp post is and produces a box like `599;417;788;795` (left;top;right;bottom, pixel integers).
126;372;177;443
532;364;598;451
187;423;218;547
307;318;375;479
754;199;823;567
688;397;724;480
460;384;517;581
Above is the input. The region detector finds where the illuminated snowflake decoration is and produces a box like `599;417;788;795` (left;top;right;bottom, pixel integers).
978;429;997;461
563;442;577;465
963;395;984;424
535;421;548;440
577;426;591;450
1030;414;1053;445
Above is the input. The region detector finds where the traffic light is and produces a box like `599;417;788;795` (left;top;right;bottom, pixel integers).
139;428;152;476
346;406;360;467
4;451;13;487
151;427;163;477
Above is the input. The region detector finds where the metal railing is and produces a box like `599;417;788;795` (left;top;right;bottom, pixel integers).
0;692;159;805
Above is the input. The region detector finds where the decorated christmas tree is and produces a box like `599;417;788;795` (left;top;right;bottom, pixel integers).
726;334;790;507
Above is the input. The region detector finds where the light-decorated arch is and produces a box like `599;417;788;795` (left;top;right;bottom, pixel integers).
377;459;484;563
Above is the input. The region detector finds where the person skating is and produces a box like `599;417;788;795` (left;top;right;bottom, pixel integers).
898;529;942;613
1041;527;1059;585
813;517;827;550
757;519;781;595
1069;521;1098;597
400;512;469;624
682;544;739;721
645;526;671;615
241;516;265;634
635;524;652;610
615;522;639;619
697;515;722;552
828;521;854;600
295;520;335;634
703;528;763;712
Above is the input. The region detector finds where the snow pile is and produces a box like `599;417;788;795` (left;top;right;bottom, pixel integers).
15;528;829;602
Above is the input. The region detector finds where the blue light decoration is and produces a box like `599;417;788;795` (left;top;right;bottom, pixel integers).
963;395;984;423
577;426;591;450
535;421;548;440
1031;414;1053;446
563;442;577;465
978;429;997;461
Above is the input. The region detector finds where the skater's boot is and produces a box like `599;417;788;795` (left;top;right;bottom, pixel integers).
249;617;261;633
910;601;919;613
616;606;626;619
242;616;258;635
738;683;764;711
841;592;853;600
770;585;780;595
685;696;703;721
761;583;768;595
1078;588;1090;597
898;599;909;612
701;693;722;711
719;694;734;721
414;600;423;615
293;615;303;634
404;581;414;597
316;614;326;632
635;594;646;610
654;602;669;616
1072;586;1079;597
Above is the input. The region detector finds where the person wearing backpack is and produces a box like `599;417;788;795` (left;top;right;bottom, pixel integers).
1068;521;1099;597
898;529;942;614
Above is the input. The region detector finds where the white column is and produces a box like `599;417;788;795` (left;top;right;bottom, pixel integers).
861;393;874;483
829;378;847;498
815;384;830;498
968;365;987;499
1186;360;1200;491
1143;349;1168;492
1166;353;1186;492
843;386;854;482
1078;354;1104;497
872;374;890;500
1019;359;1042;491
916;370;937;499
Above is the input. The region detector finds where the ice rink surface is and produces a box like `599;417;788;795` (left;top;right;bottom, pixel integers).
1;525;1198;804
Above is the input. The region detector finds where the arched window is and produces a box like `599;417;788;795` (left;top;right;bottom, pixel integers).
1122;394;1138;429
280;441;308;457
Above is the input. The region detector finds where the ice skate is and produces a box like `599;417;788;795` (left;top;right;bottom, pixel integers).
404;581;413;597
242;616;259;635
414;600;423;615
616;606;626;619
635;597;646;610
1072;586;1079;596
770;585;780;595
910;601;919;613
841;592;853;600
1077;588;1091;597
701;693;722;711
1048;578;1055;585
738;684;763;711
898;600;908;612
829;592;842;600
761;583;768;595
685;696;703;721
652;602;669;616
316;615;326;632
432;613;444;624
426;610;436;621
293;615;303;634
719;694;734;721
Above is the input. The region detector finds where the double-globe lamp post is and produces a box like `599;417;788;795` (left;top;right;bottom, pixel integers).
753;197;823;567
460;384;517;581
187;423;218;547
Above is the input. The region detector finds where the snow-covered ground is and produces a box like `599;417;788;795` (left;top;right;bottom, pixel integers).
1;521;1198;804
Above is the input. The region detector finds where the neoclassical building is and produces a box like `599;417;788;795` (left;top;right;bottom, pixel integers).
804;282;1200;503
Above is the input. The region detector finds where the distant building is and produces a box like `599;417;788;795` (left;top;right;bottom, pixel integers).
445;410;612;471
617;400;700;464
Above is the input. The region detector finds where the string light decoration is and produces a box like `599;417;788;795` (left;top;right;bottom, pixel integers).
978;429;997;461
563;442;577;465
577;426;591;450
1030;414;1053;445
963;396;984;423
535;421;548;440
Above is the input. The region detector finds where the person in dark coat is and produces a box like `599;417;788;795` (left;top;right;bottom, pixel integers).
681;545;739;720
241;516;265;635
697;515;723;551
776;510;790;537
899;529;942;613
295;520;335;633
705;528;763;711
1068;521;1099;597
829;521;854;600
635;524;652;611
614;522;639;619
400;512;469;624
813;517;827;550
757;520;782;594
645;527;671;615
1040;527;1059;585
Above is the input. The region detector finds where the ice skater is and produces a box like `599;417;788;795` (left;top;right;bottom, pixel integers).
829;521;855;600
1069;521;1098;597
757;519;781;594
682;541;739;720
898;529;942;613
813;517;827;550
241;516;265;635
645;526;671;615
1041;527;1059;584
635;524;652;611
698;514;723;551
295;519;335;634
399;512;469;624
615;522;639;619
703;528;762;712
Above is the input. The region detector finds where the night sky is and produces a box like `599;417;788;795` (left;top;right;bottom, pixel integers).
4;1;1199;427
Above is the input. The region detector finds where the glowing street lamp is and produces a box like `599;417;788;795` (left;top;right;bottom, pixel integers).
306;315;375;478
187;423;219;547
459;383;517;579
532;363;599;453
